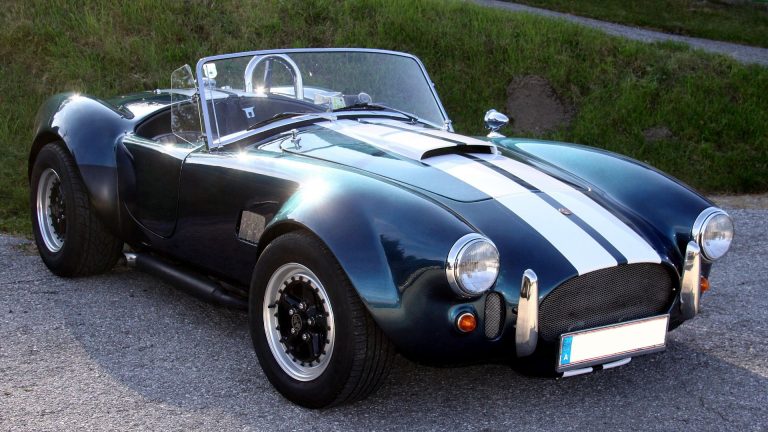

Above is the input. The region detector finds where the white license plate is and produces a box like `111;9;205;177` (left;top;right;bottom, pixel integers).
557;315;669;372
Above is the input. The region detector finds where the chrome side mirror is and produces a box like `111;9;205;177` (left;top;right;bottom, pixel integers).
484;109;509;138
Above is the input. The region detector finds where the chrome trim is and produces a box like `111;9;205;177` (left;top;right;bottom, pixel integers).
243;54;304;100
263;263;335;381
515;269;538;357
445;233;499;297
289;129;302;149
456;312;476;333
691;207;733;261
123;252;137;268
36;168;64;253
680;241;702;320
196;48;452;149
601;357;631;369
562;367;593;378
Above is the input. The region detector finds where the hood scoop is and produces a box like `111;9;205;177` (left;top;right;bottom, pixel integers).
316;119;497;161
280;122;494;202
420;144;496;160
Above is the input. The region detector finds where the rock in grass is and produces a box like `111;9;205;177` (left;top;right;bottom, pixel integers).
506;75;574;135
643;126;674;143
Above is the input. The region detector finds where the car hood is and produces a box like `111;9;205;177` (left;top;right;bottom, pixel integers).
285;119;504;202
285;118;669;278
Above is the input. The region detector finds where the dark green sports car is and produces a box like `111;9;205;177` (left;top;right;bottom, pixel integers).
29;48;734;408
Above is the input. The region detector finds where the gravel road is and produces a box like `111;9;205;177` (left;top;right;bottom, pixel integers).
473;0;768;66
1;209;766;431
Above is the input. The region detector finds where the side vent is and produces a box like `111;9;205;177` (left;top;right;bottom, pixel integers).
484;292;505;339
238;211;266;244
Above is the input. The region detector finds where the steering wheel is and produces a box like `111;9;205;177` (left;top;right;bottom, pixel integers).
244;54;304;101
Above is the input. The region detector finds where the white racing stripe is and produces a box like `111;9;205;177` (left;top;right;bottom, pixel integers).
475;154;661;264
427;155;618;274
318;119;497;160
320;119;660;273
369;119;491;146
362;120;660;265
318;120;452;160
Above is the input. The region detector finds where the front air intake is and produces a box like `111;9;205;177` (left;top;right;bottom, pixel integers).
538;263;676;341
484;292;505;339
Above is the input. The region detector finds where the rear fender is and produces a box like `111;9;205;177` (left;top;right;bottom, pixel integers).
30;93;130;233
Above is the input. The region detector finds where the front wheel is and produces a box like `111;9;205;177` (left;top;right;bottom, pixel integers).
249;231;394;408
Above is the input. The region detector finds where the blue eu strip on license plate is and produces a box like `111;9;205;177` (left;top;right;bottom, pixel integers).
560;335;573;366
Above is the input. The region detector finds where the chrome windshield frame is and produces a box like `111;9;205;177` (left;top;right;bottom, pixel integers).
194;48;452;149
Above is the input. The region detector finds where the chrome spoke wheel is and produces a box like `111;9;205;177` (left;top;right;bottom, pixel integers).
36;168;66;252
263;263;335;381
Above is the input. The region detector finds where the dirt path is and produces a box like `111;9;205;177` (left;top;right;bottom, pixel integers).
472;0;768;66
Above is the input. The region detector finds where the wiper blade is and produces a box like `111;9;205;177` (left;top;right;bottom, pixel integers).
332;103;421;123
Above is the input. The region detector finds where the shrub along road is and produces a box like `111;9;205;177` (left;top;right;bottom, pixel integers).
1;208;766;431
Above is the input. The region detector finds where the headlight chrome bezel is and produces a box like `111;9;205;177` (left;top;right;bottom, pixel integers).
692;207;734;261
446;233;500;297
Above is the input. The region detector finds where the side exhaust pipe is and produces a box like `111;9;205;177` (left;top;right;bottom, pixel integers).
124;252;247;310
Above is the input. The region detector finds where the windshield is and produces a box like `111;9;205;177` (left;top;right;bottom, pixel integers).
196;50;448;148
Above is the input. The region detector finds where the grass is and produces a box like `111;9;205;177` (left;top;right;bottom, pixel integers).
1;0;767;234
510;0;768;48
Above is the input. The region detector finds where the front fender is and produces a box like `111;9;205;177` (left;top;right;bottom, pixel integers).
499;139;714;270
262;173;475;348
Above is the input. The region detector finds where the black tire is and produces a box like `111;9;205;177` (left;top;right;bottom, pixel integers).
30;142;123;276
249;231;395;408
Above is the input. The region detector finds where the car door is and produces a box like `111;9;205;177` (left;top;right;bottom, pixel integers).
117;133;198;237
168;148;299;285
117;64;205;238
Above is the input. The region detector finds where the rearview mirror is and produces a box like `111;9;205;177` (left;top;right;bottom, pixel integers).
484;109;509;138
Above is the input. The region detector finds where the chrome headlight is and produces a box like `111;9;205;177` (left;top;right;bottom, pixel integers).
446;234;500;297
692;208;734;261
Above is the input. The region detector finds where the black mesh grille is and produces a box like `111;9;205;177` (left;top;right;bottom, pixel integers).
539;264;676;341
484;292;504;338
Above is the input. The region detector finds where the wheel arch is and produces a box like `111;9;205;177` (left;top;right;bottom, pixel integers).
28;130;64;180
255;220;308;262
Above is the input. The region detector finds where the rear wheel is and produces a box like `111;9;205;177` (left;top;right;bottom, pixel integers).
30;143;123;276
249;231;394;408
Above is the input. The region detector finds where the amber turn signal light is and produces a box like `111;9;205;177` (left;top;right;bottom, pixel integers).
456;312;477;333
700;277;710;293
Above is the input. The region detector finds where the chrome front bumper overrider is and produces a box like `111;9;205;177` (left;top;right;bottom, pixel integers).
515;269;538;357
680;241;702;320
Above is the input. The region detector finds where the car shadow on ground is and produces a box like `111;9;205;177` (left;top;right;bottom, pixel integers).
49;262;766;431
